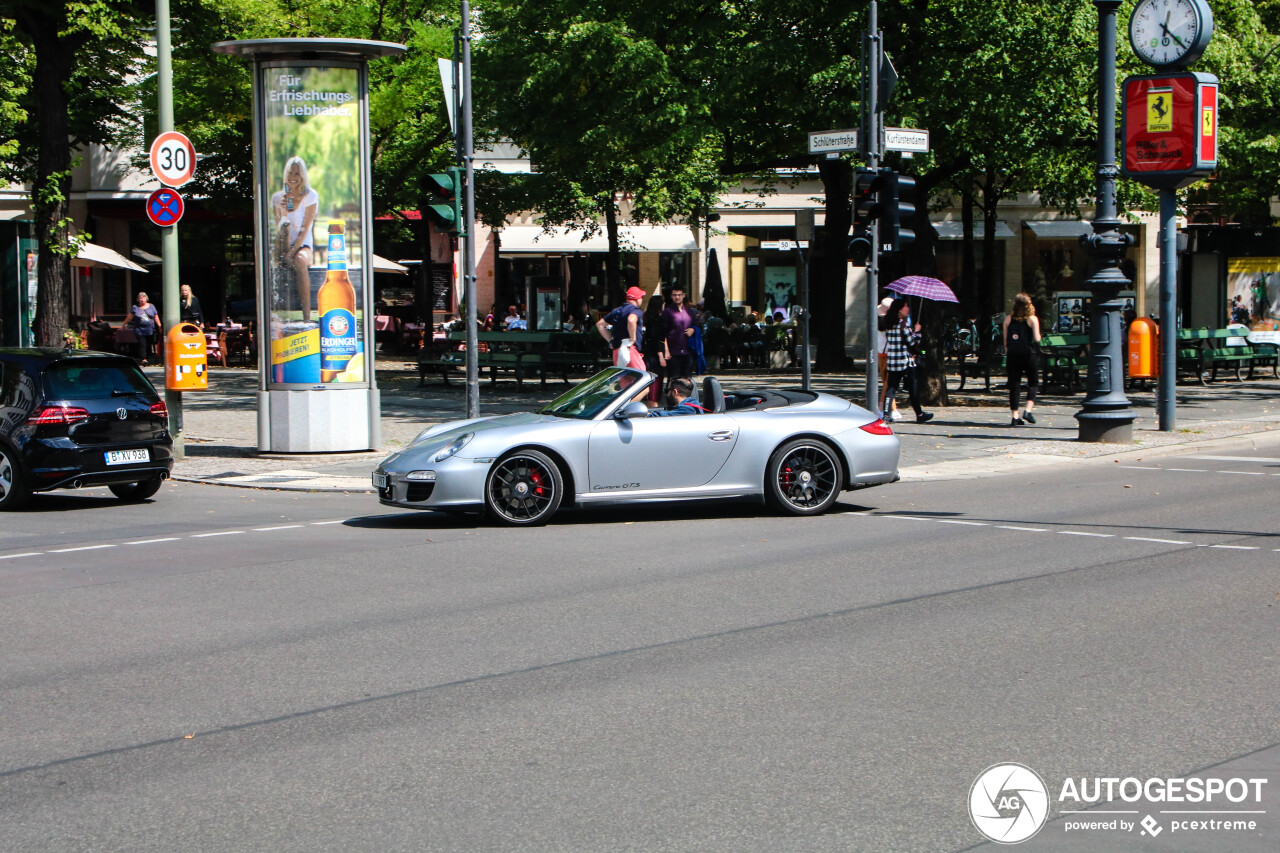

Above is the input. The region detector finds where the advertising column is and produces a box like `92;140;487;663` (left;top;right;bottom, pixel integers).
214;39;404;452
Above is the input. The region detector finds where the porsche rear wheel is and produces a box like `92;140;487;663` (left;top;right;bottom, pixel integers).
485;450;563;526
766;439;843;516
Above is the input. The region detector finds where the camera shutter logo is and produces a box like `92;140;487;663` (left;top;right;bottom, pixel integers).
969;763;1050;844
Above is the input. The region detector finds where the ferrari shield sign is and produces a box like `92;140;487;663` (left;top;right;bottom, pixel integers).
1121;72;1218;190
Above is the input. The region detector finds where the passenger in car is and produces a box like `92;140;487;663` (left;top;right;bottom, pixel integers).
647;377;705;417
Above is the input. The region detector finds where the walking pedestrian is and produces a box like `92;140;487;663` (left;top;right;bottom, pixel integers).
876;296;901;421
1003;292;1041;426
882;298;933;424
596;286;648;371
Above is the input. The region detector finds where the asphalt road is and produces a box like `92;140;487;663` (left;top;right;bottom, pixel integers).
1;436;1277;852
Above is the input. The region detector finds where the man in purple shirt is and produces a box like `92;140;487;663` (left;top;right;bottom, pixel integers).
661;286;698;384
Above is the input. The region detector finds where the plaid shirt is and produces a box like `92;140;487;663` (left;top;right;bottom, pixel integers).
884;318;920;371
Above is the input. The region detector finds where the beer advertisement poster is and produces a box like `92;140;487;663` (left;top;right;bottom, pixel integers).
261;64;366;387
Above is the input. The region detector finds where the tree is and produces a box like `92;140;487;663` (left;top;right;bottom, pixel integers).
0;0;148;345
476;4;725;306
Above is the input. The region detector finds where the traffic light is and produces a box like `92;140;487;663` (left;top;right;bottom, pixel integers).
424;167;463;234
848;167;885;266
878;169;916;253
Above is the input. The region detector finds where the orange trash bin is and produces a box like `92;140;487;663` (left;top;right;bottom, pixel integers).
1128;316;1158;379
165;323;208;390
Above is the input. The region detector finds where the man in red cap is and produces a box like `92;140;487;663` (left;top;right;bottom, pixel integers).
596;285;648;371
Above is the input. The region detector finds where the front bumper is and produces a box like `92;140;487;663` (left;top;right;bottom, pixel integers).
374;454;490;511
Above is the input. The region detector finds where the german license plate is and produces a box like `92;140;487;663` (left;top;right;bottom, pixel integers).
105;449;149;465
372;472;388;489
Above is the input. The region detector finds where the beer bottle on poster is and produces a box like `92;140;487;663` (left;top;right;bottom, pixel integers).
318;220;358;381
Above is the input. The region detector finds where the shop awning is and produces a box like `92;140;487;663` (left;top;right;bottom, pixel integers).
372;254;409;274
498;224;698;253
931;221;1015;240
1023;220;1092;239
72;242;148;272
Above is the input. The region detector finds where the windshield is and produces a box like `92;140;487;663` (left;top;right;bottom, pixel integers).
539;368;647;419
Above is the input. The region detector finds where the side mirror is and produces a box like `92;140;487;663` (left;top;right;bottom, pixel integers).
615;401;650;419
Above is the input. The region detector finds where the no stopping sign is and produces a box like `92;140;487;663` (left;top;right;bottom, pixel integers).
149;131;196;187
147;188;185;227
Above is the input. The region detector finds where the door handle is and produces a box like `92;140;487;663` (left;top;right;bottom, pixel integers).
708;430;734;441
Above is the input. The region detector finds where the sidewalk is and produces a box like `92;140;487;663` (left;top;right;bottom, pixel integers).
160;361;1280;493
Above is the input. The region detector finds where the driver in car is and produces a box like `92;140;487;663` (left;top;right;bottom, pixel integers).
647;377;705;417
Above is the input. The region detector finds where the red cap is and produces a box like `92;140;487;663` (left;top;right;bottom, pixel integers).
625;286;646;301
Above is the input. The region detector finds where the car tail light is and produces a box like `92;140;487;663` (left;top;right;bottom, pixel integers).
860;419;894;435
149;401;168;418
28;405;90;425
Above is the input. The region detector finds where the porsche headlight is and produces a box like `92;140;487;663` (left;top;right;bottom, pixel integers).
430;433;473;462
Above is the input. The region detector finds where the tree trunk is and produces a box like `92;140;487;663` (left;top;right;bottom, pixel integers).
21;6;76;347
816;158;853;372
961;190;977;311
982;166;1003;319
604;198;622;308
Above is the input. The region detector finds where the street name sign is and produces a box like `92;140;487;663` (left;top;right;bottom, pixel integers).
884;127;930;153
808;129;859;154
149;131;196;187
146;188;185;227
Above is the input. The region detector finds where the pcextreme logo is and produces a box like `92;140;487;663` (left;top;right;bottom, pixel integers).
969;763;1270;844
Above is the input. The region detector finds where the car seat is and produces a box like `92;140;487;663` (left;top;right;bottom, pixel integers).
701;376;725;414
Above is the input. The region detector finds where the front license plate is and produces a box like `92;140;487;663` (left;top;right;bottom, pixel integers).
105;448;149;465
372;472;388;489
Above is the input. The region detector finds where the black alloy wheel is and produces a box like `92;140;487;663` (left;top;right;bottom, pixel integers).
0;444;31;511
109;476;164;502
766;439;843;516
485;449;564;526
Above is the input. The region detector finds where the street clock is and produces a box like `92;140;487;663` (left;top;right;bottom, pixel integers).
1129;0;1214;70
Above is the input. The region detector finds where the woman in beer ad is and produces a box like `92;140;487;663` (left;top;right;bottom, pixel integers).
272;156;319;324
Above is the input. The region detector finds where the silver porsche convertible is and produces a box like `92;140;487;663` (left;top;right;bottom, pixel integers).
373;368;900;525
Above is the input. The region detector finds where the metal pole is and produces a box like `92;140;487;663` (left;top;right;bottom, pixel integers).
1157;189;1177;430
458;4;479;420
863;0;881;414
1076;0;1135;443
795;210;814;392
155;0;183;456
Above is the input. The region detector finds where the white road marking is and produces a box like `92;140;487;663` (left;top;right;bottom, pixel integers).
191;531;245;538
0;552;42;560
253;525;304;532
936;519;988;526
1163;468;1207;472
1124;537;1191;545
311;520;344;525
1217;471;1265;476
1188;455;1280;463
125;537;180;545
997;525;1049;532
1209;544;1259;550
1060;531;1114;538
49;544;116;553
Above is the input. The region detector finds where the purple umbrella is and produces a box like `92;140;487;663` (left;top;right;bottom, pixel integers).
885;275;958;303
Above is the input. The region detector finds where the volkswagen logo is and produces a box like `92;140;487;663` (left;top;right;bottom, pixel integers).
117;408;128;420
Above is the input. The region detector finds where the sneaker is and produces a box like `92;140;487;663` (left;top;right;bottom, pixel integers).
1011;417;1024;426
916;412;934;424
1023;411;1036;424
888;410;903;422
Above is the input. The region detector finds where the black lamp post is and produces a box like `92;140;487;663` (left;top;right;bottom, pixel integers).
1076;0;1136;443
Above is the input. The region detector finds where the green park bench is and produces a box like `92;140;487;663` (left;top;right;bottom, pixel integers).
1176;328;1257;384
1037;333;1090;392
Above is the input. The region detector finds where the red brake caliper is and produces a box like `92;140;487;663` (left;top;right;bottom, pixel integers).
781;465;794;490
530;468;544;496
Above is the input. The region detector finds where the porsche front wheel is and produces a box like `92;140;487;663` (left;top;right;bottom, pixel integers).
766;439;843;516
485;450;564;526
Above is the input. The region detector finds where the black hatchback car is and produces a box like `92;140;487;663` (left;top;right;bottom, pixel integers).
0;349;173;509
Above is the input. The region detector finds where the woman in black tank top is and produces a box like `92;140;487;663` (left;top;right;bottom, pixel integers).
1003;293;1042;426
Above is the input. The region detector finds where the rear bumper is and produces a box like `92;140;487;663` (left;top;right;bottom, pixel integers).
25;440;175;492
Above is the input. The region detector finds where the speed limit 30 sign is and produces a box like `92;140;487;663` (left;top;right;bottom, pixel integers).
149;131;196;187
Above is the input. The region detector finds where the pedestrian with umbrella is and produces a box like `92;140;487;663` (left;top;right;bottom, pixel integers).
881;297;933;424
